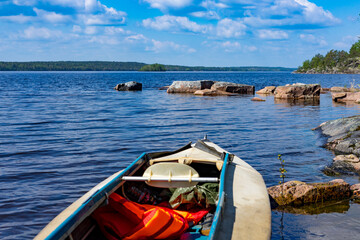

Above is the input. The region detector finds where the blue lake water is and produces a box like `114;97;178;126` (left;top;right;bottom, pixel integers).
1;71;360;239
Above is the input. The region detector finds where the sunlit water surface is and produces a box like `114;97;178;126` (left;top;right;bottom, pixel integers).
1;71;360;239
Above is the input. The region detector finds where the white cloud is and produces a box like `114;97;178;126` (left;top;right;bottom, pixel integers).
125;34;147;43
33;8;71;23
191;11;220;20
89;35;119;45
300;33;327;47
143;15;208;33
201;0;228;9
216;18;246;38
12;0;38;6
72;25;81;32
294;0;340;26
143;0;193;11
21;26;63;40
334;36;359;49
258;29;288;40
146;39;196;53
0;14;34;23
104;27;131;35
84;26;97;35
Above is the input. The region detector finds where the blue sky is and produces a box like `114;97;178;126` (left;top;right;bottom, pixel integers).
0;0;359;67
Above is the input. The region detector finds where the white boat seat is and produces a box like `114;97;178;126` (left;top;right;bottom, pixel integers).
149;157;223;171
122;162;219;188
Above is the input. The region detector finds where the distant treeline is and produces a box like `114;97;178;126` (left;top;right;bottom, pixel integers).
296;40;360;74
0;61;294;72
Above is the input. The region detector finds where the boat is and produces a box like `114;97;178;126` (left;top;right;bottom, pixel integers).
35;138;271;240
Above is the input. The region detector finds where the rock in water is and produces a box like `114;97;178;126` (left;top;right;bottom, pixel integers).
251;97;265;101
274;83;321;99
167;80;214;93
167;80;255;94
332;92;360;103
323;154;360;176
313;115;360;156
351;184;360;199
267;179;351;206
114;81;142;91
256;86;276;94
210;82;255;94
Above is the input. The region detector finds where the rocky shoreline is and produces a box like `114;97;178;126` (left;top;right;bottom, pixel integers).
114;80;360;212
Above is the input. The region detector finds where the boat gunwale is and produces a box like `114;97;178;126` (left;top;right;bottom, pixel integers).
208;152;229;239
43;152;147;240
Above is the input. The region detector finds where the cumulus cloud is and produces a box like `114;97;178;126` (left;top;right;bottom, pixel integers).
143;15;208;33
3;0;127;26
258;29;289;40
300;33;327;47
33;8;71;23
216;18;246;38
244;0;340;28
143;0;193;11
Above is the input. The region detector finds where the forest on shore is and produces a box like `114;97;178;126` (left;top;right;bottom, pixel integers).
0;61;294;72
296;40;360;74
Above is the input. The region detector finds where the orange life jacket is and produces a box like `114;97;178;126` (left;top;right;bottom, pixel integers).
93;193;198;240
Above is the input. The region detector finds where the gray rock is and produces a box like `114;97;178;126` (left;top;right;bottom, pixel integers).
166;80;255;94
323;159;359;176
314;115;360;174
167;80;214;93
211;81;255;94
114;81;142;91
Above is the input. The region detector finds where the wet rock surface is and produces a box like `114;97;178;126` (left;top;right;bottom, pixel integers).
267;179;351;207
114;81;142;91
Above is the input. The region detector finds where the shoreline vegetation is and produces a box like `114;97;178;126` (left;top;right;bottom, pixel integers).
0;61;294;72
295;40;360;74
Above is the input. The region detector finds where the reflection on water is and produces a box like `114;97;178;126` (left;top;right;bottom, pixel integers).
274;199;351;215
274;98;320;107
272;202;360;240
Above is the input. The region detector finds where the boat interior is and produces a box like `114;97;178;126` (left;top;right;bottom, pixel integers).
62;140;230;240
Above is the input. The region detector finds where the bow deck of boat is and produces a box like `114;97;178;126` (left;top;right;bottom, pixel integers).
35;139;271;240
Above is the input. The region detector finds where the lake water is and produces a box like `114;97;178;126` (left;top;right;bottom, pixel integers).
1;71;360;239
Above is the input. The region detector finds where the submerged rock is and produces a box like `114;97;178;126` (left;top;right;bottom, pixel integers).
274;83;321;100
251;97;265;101
267;179;351;206
114;81;142;91
194;89;235;96
256;86;276;95
159;86;169;90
